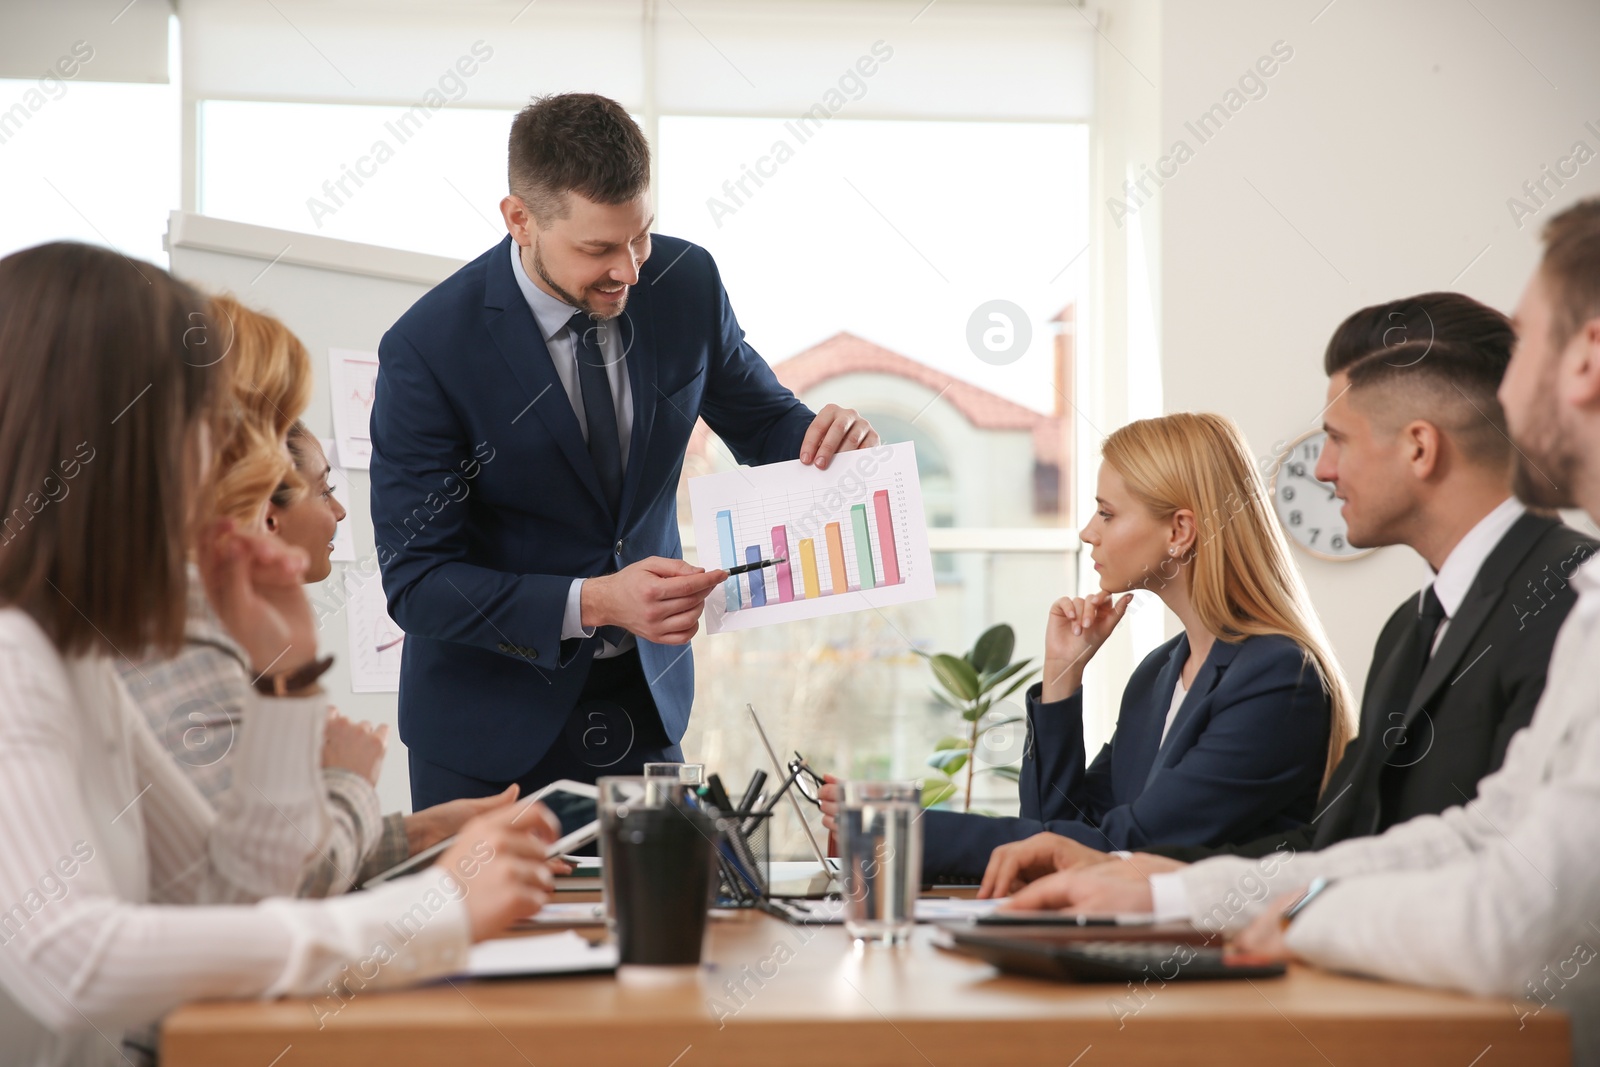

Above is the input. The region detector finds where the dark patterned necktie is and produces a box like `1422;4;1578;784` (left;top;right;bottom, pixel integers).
568;309;623;517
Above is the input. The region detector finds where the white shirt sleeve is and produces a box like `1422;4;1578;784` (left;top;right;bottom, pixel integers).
1148;872;1192;923
0;643;471;1037
1282;687;1600;1002
1176;599;1597;941
561;578;595;642
132;684;330;904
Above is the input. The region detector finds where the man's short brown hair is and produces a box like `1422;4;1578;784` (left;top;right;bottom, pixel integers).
507;93;650;225
1341;339;1512;468
1540;198;1600;350
0;243;222;658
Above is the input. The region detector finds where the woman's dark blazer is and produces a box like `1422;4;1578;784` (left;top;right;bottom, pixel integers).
920;632;1332;880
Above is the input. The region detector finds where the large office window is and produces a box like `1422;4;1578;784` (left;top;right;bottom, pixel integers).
0;78;178;265
0;5;175;265
657;115;1085;849
200;100;518;260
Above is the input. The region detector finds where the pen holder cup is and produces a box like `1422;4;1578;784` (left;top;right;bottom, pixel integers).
713;809;772;907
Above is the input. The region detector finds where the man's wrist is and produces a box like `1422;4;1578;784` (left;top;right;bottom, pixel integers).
563;578;598;640
579;573;609;629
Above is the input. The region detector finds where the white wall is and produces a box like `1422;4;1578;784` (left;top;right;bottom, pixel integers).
1152;0;1600;693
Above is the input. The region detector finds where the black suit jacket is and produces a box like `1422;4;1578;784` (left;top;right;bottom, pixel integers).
1151;512;1596;862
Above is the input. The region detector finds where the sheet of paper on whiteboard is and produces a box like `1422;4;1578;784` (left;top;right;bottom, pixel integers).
345;571;402;692
328;347;379;470
688;441;935;634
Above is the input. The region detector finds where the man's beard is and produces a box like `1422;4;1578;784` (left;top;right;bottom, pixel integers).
1510;355;1580;510
1512;444;1578;510
532;239;628;320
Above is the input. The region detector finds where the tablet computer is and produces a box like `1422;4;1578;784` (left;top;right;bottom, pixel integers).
948;931;1285;982
361;779;599;888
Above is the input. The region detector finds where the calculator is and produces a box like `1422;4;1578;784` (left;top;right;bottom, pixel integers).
950;932;1287;982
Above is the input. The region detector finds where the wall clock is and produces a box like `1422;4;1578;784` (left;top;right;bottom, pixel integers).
1269;429;1375;562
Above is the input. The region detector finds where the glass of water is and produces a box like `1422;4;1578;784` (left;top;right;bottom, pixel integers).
838;780;923;945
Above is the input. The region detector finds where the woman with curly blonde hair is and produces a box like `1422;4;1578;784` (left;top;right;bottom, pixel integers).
203;293;313;529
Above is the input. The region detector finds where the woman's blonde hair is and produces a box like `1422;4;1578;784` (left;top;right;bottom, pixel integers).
204;294;313;529
1101;412;1356;786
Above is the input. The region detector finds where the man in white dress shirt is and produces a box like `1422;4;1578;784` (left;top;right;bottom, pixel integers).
1008;196;1600;1064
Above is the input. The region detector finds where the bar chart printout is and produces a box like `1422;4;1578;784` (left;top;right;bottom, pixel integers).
688;441;935;634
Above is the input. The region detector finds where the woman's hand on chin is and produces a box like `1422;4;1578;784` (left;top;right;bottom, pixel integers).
1040;591;1133;701
198;518;319;679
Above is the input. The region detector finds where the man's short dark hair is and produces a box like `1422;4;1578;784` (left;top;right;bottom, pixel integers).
1341;339;1512;467
1540;197;1600;350
1323;292;1513;377
507;93;650;225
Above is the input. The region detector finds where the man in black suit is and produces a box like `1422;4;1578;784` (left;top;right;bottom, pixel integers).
978;292;1597;897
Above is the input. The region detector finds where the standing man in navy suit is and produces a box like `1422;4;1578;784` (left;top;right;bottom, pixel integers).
371;94;878;808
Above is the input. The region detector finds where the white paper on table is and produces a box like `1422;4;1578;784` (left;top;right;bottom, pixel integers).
328;347;380;470
688;441;935;634
766;897;1004;925
915;898;1005;922
344;569;402;693
466;930;618;978
511;902;606;927
318;437;356;562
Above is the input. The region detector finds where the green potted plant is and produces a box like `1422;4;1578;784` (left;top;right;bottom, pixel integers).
922;623;1039;812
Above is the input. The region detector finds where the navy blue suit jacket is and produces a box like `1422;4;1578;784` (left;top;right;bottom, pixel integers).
370;234;814;781
921;632;1331;880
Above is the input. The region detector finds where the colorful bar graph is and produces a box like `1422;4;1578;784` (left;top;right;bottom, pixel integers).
745;545;767;606
710;479;904;614
824;522;848;595
851;504;876;589
689;441;930;634
873;489;901;585
716;509;741;609
799;538;821;599
772;527;794;602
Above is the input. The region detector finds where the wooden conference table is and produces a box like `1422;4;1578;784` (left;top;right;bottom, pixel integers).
163;890;1569;1066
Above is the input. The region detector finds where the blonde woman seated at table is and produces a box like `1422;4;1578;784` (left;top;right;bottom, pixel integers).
0;244;557;1067
822;413;1355;881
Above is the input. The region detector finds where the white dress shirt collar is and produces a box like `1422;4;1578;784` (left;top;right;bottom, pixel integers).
1428;496;1525;618
1571;548;1600;620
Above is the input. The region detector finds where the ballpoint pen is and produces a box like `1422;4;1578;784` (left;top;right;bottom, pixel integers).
725;556;786;576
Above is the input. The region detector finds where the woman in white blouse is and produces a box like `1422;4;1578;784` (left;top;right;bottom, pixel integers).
0;243;559;1067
